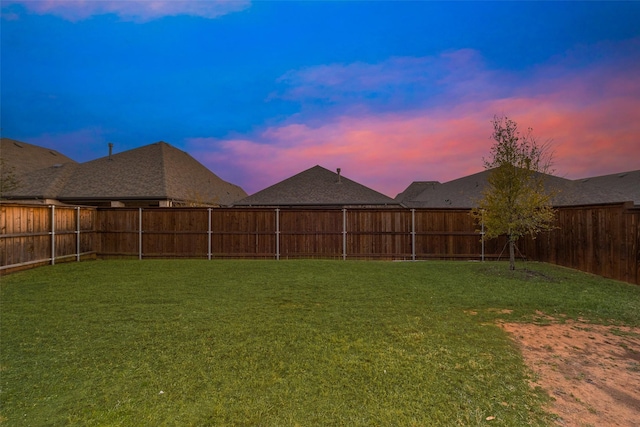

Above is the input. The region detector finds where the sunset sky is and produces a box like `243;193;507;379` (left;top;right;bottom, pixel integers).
2;1;639;197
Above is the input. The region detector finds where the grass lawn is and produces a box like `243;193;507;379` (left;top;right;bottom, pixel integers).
1;260;639;426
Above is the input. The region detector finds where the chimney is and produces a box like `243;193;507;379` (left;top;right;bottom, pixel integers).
336;168;341;183
108;142;114;160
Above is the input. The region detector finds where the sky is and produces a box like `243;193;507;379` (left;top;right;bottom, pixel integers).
1;1;639;197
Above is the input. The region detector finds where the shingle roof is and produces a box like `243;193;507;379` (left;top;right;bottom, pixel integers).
234;165;399;207
1;138;77;176
576;170;640;205
394;181;441;203
59;142;247;205
397;168;635;208
2;139;247;206
6;163;80;199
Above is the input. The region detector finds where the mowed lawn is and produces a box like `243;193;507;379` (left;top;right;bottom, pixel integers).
1;260;639;426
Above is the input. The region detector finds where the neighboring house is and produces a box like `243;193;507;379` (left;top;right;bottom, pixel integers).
575;170;640;206
396;168;638;208
1;138;247;207
1;138;79;203
233;165;401;208
1;138;77;176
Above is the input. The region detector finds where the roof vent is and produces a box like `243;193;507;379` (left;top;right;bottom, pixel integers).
13;142;23;148
337;168;342;183
618;173;628;178
49;150;58;156
53;164;62;168
108;142;114;160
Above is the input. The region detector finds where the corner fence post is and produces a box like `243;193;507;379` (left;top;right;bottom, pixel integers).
76;207;81;262
481;209;485;262
342;208;347;260
208;208;212;260
411;209;416;261
139;207;143;260
275;208;280;260
50;205;55;265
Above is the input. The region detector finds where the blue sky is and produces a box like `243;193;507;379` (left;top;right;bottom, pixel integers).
2;1;639;196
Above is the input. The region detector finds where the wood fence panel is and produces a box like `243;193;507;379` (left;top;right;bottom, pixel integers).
346;210;412;259
280;210;342;258
210;209;276;258
142;209;209;258
97;208;140;257
1;205;48;267
631;208;640;285
54;207;77;259
522;203;639;285
413;210;485;259
1;204;97;272
80;208;97;255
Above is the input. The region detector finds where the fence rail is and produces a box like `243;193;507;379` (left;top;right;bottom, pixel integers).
1;203;638;285
0;204;97;273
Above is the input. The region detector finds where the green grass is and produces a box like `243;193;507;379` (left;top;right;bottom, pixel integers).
1;260;639;426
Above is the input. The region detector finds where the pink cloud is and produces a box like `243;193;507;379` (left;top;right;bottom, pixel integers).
2;0;249;22
188;113;490;196
188;40;640;197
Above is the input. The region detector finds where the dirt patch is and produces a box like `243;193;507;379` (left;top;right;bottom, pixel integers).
501;320;640;426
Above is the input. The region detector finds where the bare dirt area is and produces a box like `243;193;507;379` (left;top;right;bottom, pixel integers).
501;316;640;427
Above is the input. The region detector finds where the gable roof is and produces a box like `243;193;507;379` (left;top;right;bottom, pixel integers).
234;165;399;207
1;138;77;176
59;142;247;205
397;168;635;208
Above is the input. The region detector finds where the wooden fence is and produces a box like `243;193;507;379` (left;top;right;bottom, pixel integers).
521;202;640;286
0;204;97;273
96;207;509;261
2;203;638;285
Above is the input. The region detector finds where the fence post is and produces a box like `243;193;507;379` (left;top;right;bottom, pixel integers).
208;208;212;260
275;208;280;260
139;207;143;260
76;207;81;262
411;209;416;261
342;208;347;260
50;205;55;265
481;209;485;262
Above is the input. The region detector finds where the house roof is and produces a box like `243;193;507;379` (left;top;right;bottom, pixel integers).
1;138;77;176
397;168;635;208
59;142;247;205
394;181;441;203
576;170;640;205
234;165;399;207
6;162;81;199
2;140;247;206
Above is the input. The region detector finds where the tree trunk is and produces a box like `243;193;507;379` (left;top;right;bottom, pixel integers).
509;238;516;270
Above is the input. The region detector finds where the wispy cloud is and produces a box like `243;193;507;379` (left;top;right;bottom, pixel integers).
188;39;640;197
272;50;498;110
2;0;250;22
